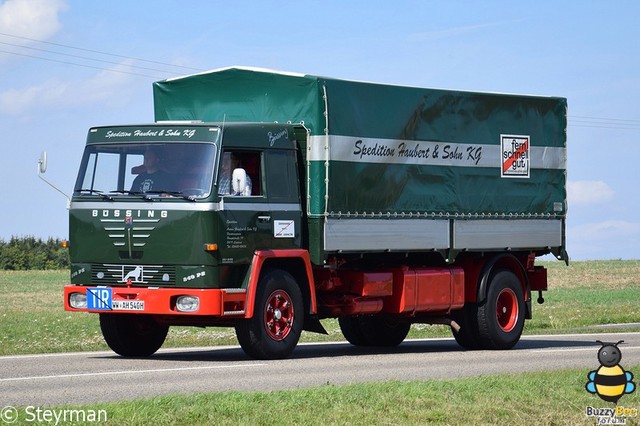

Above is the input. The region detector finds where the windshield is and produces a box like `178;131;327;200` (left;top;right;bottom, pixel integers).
74;142;217;199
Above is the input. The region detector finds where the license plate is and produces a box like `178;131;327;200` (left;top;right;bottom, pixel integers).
112;300;145;311
86;288;144;311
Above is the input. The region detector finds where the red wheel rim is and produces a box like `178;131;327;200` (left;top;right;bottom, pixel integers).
263;290;294;341
496;288;518;332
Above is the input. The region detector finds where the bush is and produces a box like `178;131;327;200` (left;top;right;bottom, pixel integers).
0;236;69;270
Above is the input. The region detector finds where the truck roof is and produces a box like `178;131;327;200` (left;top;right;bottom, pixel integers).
153;66;566;143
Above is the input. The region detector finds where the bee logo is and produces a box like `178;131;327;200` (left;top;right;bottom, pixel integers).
586;340;636;404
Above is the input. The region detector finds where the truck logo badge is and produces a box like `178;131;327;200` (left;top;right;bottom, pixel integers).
501;134;530;178
268;129;289;146
122;265;144;283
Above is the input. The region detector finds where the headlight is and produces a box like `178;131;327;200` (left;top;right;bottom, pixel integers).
69;292;87;309
176;295;199;312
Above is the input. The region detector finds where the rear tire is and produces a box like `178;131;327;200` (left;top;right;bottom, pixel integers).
235;269;304;360
338;316;369;346
99;314;168;357
476;270;525;349
451;304;480;350
339;316;410;347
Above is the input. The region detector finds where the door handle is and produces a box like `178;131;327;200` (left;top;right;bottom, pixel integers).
258;215;271;223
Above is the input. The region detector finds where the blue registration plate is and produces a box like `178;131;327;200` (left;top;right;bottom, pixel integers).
86;287;112;310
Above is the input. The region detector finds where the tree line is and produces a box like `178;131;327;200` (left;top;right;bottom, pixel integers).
0;237;70;270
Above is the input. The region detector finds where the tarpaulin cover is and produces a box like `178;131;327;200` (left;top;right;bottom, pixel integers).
153;67;567;218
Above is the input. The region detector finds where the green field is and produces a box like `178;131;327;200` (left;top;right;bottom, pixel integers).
1;260;639;425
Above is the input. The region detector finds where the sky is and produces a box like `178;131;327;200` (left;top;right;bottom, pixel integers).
0;0;639;260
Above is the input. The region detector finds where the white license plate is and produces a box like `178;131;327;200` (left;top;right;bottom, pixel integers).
112;300;145;311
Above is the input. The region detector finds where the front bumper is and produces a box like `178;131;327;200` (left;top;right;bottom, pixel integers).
63;285;247;317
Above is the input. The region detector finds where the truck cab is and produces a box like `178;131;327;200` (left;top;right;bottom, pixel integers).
65;122;316;359
69;122;303;285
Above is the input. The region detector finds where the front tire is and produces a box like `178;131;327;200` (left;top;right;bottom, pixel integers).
235;269;304;360
99;314;168;357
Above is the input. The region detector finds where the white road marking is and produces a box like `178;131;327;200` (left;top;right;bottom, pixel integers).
527;346;640;354
0;345;241;360
0;363;266;382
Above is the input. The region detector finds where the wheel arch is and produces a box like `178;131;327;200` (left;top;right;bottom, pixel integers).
243;250;317;320
476;253;531;318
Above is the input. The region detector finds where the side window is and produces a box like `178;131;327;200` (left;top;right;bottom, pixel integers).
266;150;298;202
80;152;120;191
218;151;262;196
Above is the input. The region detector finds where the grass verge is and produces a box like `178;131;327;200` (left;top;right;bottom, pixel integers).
44;366;640;425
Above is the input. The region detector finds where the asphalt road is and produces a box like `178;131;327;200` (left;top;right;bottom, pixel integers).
1;332;639;406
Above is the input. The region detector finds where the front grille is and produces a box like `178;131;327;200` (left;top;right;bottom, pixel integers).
118;251;143;260
92;264;176;286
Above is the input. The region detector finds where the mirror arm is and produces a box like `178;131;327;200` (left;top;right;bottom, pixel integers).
37;153;71;209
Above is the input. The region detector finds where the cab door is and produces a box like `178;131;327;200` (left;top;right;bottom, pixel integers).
260;149;302;250
217;148;301;266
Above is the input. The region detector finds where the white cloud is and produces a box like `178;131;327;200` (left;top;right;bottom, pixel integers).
0;60;138;115
571;220;640;240
0;80;64;114
567;180;614;205
409;19;525;43
567;220;640;260
0;0;67;40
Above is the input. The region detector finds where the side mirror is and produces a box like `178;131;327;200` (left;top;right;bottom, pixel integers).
231;168;249;196
37;151;71;209
38;151;48;174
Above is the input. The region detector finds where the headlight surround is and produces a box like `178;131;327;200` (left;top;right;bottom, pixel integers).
176;295;200;312
69;292;87;309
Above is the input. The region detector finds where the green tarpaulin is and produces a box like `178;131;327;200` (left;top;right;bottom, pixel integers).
153;67;567;219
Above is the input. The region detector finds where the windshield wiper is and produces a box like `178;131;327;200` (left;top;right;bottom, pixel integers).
143;190;196;202
109;190;155;201
110;189;195;201
77;189;114;201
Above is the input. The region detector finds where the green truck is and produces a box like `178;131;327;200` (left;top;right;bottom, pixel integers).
62;67;568;359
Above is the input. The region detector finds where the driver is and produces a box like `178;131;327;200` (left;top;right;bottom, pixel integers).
131;148;171;193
